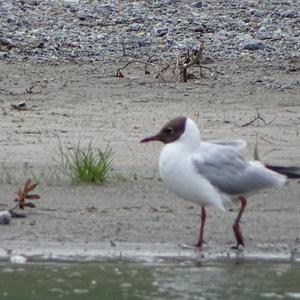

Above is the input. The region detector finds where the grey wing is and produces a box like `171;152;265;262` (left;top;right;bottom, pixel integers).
192;147;281;195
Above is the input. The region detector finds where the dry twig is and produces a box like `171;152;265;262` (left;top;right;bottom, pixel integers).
241;109;275;127
115;60;148;77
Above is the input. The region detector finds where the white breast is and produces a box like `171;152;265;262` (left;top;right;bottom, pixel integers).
159;143;225;211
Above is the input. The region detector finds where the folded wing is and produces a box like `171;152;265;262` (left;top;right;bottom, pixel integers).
192;144;286;196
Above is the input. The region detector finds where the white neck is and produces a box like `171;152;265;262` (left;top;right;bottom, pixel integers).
175;118;201;150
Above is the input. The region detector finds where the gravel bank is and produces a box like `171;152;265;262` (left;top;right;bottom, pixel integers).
0;0;299;62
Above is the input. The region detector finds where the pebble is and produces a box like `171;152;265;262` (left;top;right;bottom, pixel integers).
153;26;168;37
0;52;8;59
10;255;27;264
0;0;299;63
0;211;11;224
128;24;141;32
193;1;203;8
281;10;298;18
244;40;265;51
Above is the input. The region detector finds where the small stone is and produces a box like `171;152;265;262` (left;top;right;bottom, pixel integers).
193;23;206;33
78;16;86;21
153;27;168;37
281;10;298;18
0;38;15;51
114;17;127;25
6;15;17;23
193;1;203;8
0;52;8;59
244;40;265;50
99;4;116;14
128;24;141;31
11;101;27;110
10;255;27;264
0;211;11;224
137;38;151;47
249;9;265;18
178;38;199;51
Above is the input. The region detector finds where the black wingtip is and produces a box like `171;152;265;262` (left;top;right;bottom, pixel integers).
265;164;300;179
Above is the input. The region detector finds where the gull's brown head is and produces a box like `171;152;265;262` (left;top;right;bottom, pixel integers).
140;116;187;144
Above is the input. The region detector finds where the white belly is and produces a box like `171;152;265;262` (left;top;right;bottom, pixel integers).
159;145;225;210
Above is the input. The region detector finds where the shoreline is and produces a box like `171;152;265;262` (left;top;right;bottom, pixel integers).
1;241;299;263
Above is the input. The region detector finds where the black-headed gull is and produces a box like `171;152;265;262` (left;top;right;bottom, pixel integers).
140;116;300;249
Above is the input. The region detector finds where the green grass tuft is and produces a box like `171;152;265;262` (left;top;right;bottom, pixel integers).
57;140;112;184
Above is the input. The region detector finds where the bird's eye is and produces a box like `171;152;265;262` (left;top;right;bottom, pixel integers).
164;127;174;134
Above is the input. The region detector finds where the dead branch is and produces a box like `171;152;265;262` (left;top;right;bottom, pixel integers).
183;43;204;69
177;49;189;82
153;63;167;82
145;55;160;74
178;42;207;82
115;60;147;77
115;41;213;83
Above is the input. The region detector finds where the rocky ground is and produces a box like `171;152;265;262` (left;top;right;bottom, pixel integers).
0;0;299;62
0;0;299;262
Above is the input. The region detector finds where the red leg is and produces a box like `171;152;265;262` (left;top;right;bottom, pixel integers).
195;207;206;248
232;196;247;249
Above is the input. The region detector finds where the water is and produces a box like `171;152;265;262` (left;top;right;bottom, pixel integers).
1;261;300;300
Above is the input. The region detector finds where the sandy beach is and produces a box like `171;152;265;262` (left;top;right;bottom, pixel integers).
0;59;299;261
